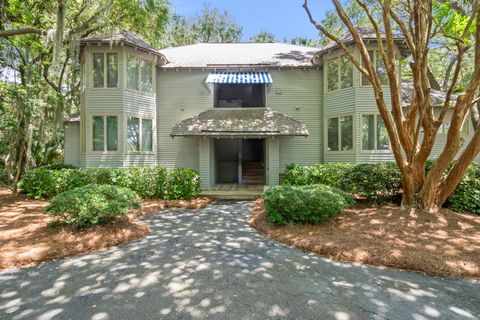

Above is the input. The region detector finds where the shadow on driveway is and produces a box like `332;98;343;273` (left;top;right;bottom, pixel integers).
1;201;479;320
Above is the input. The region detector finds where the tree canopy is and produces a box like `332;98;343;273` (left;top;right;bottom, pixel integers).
303;0;480;211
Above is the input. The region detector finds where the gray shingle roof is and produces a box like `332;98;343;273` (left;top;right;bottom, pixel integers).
171;108;309;137
81;30;161;56
160;43;319;68
401;81;457;107
315;27;409;59
64;112;80;123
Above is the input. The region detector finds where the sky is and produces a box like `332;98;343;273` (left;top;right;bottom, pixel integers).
169;0;334;41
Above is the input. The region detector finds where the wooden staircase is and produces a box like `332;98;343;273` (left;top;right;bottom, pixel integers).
242;162;264;185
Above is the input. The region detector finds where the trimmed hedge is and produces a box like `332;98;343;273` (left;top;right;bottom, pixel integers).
20;166;200;200
45;184;141;228
283;162;401;203
339;162;402;203
264;184;354;224
283;161;480;212
449;164;480;215
283;163;353;188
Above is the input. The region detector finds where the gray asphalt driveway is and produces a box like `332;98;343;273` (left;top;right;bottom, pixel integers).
1;201;479;320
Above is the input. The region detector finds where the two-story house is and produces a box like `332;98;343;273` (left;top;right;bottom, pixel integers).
64;30;478;190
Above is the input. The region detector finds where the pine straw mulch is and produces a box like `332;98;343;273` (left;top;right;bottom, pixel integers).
0;188;213;270
250;198;480;280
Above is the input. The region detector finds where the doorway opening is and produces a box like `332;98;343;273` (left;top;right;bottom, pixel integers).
214;139;265;185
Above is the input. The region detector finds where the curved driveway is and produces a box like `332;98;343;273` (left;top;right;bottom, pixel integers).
1;201;479;320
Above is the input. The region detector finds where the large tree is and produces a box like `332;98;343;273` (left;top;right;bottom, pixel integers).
0;0;169;192
303;0;480;212
167;4;243;46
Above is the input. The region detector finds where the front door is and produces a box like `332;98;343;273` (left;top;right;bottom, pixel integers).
214;139;265;185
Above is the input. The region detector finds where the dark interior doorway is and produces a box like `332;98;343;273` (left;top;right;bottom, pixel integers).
214;139;265;185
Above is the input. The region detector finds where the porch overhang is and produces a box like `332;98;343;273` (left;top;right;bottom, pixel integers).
171;108;309;138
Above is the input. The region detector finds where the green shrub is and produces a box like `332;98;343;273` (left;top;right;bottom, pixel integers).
283;163;353;188
40;164;76;170
20;166;200;200
164;168;200;200
263;184;354;225
448;164;480;215
20;167;59;199
45;184;141;228
339;162;402;203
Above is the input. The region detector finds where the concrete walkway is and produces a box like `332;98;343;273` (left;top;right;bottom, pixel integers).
1;201;479;320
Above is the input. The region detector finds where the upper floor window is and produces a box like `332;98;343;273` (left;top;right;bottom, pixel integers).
440;121;469;135
127;116;153;152
327;55;353;92
214;84;265;108
362;51;388;86
362;114;389;151
92;115;118;152
127;55;153;93
92;53;118;88
327;115;353;151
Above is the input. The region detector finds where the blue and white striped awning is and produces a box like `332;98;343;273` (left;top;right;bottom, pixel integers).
206;72;273;84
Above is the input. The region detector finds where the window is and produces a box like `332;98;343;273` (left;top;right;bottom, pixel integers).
327;55;353;92
340;55;353;89
440;121;469;134
127;116;153;152
142;119;153;151
127;55;153;93
92;52;118;88
214;84;265;108
362;114;390;151
92;116;118;152
362;51;388;86
327;115;353;151
327;58;339;92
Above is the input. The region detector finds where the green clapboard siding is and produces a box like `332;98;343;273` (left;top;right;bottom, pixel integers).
268;69;323;172
156;70;212;170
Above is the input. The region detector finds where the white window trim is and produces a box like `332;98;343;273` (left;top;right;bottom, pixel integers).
360;113;391;153
361;50;390;87
91;114;120;154
125;54;154;94
126;115;155;154
325;113;355;154
90;51;119;89
326;54;354;93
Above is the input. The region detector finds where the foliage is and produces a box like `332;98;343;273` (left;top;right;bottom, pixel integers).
250;30;277;43
45;184;141;228
449;164;480;215
164;168;201;200
0;0;170;192
263;184;354;225
338;163;402;203
166;5;242;46
20;166;199;200
283;163;354;188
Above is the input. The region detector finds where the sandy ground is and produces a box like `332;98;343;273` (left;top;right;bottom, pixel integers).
0;188;212;270
250;198;480;279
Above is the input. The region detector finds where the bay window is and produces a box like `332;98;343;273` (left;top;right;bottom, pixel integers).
127;55;153;93
362;114;389;151
92;52;118;88
362;51;389;86
127;116;153;152
92;115;118;152
327;55;353;92
327;115;354;151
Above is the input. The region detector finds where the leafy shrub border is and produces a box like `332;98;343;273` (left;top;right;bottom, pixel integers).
20;166;201;200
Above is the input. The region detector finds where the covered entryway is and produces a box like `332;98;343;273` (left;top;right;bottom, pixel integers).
214;139;265;185
170;107;309;190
